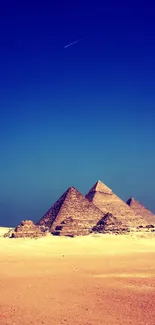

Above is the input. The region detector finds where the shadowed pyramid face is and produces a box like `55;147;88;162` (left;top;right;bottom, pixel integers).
86;180;147;227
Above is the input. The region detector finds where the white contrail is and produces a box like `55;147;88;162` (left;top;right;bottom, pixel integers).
64;38;83;49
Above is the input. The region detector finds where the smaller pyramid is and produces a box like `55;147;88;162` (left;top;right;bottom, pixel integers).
86;180;147;227
37;187;104;236
6;220;48;238
126;197;155;224
92;213;129;234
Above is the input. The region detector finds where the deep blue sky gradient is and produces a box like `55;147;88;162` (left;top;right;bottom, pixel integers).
0;1;155;226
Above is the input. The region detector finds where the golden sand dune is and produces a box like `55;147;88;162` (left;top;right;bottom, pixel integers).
0;227;11;237
0;234;155;324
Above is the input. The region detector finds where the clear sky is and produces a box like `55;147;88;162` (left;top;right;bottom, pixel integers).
0;1;155;226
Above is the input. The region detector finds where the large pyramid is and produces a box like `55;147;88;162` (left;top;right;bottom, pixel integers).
85;180;147;227
37;187;104;236
126;197;155;224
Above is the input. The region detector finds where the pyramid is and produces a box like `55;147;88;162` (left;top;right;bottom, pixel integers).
37;187;104;236
126;197;155;224
92;213;129;234
85;180;147;227
5;220;48;238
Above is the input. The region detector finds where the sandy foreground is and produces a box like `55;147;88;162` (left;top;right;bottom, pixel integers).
0;229;155;325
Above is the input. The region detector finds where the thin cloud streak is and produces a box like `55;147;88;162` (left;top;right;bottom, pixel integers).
64;38;84;49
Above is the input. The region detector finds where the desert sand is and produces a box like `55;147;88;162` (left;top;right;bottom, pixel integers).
0;230;155;324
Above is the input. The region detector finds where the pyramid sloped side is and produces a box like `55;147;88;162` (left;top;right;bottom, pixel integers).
126;197;155;224
51;187;104;236
36;188;70;227
86;182;147;227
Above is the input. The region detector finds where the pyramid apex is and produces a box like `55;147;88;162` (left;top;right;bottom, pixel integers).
97;180;103;185
68;186;75;190
88;180;112;194
67;186;79;193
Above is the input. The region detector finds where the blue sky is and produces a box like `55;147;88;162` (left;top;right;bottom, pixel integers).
0;1;155;226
